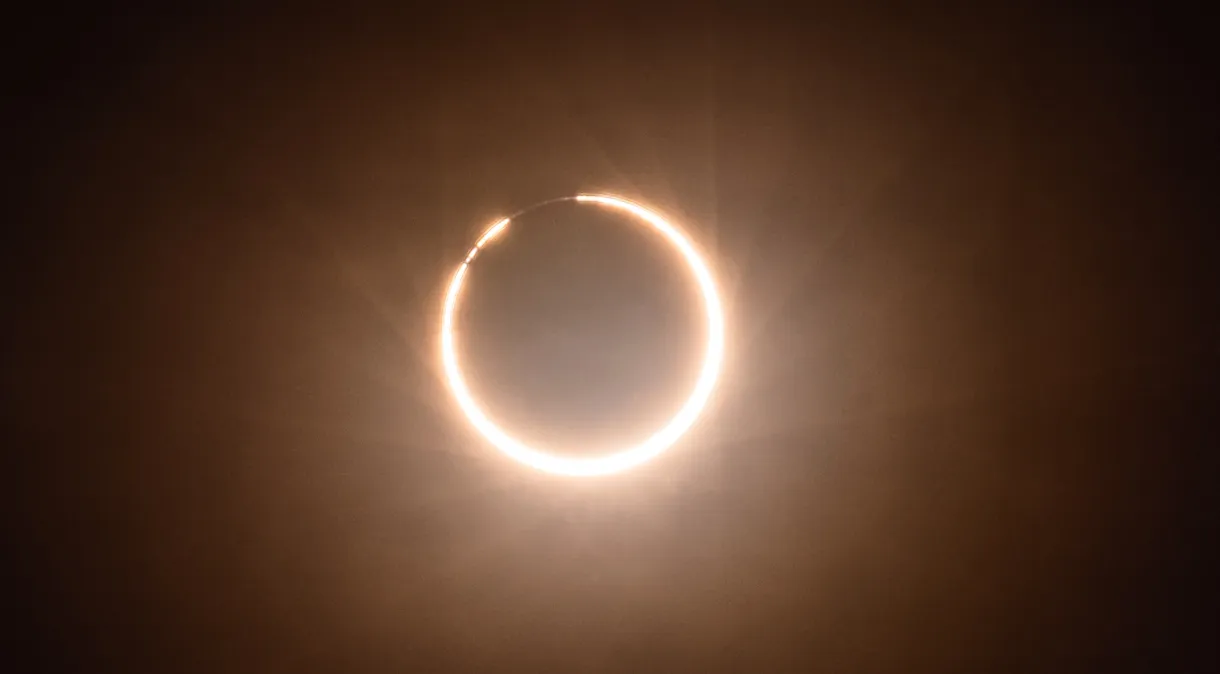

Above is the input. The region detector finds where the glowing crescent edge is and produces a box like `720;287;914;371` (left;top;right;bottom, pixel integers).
440;194;725;476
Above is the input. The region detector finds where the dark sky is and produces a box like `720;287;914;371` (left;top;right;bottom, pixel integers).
8;4;1214;672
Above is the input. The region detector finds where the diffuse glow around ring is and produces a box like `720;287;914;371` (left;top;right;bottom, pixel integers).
440;194;725;476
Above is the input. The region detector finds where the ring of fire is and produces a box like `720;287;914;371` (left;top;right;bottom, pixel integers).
440;194;725;476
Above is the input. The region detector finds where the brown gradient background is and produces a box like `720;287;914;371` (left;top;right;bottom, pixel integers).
7;4;1214;672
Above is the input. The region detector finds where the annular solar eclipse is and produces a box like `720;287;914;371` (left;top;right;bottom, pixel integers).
441;194;725;476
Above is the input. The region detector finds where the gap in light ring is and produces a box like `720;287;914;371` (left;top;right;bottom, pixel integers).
441;194;725;476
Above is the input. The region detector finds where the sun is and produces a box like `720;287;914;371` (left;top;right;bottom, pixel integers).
440;194;725;476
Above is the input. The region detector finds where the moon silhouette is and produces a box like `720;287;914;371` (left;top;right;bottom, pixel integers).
440;194;725;476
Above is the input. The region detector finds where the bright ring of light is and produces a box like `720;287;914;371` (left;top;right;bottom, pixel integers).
440;194;725;477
